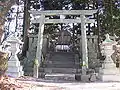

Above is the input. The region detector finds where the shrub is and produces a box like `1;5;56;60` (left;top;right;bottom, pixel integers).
0;52;8;78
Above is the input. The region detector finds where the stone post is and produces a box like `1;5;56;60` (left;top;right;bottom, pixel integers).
79;15;90;82
99;34;120;81
34;15;44;78
6;35;24;77
80;15;88;72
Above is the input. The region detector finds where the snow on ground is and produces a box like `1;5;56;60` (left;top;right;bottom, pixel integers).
19;80;120;90
17;77;120;90
2;75;120;90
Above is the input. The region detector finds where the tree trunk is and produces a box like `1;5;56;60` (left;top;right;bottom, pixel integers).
22;0;30;56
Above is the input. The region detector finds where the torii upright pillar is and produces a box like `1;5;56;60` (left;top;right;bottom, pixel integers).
81;15;88;74
33;15;45;78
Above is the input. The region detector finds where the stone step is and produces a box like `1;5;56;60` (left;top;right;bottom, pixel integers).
45;73;75;81
39;67;81;74
23;68;81;77
50;55;74;58
50;56;74;60
49;59;74;62
44;63;80;68
51;53;74;56
50;52;74;55
45;60;75;64
23;65;82;73
24;68;95;78
50;57;74;60
51;52;74;55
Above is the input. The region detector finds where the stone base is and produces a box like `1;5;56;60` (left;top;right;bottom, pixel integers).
7;66;23;72
8;60;20;67
99;66;120;82
6;71;24;77
75;74;81;81
99;74;120;82
99;68;120;75
81;74;97;82
7;60;24;78
89;74;96;82
81;74;90;82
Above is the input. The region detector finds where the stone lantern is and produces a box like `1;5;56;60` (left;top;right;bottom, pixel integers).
6;35;24;77
99;34;120;81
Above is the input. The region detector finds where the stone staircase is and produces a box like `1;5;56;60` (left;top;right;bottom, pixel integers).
39;51;81;79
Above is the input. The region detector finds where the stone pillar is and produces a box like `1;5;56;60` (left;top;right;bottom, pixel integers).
36;15;45;63
99;34;120;81
34;15;44;78
80;15;88;71
79;15;91;82
6;35;24;77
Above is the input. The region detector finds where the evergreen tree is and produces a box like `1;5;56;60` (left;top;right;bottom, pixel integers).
22;0;30;56
37;0;120;37
99;0;120;36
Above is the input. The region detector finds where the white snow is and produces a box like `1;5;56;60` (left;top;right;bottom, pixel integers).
19;78;120;90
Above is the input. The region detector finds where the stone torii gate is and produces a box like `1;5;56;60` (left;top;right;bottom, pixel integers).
30;10;97;78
